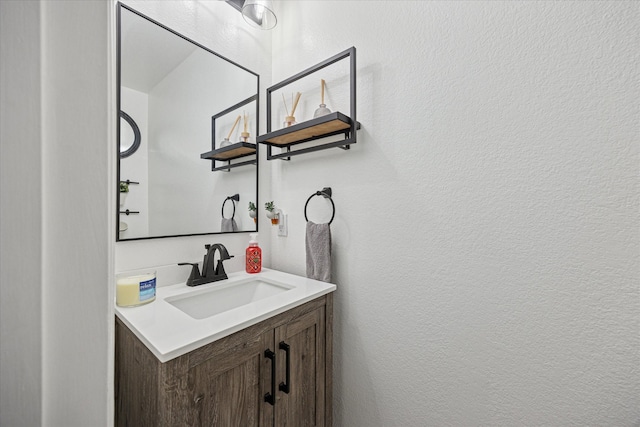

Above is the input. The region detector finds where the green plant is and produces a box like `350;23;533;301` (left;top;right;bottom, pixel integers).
119;182;129;193
265;201;275;212
248;202;257;212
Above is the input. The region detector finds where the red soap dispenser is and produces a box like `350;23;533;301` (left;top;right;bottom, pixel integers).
246;233;262;273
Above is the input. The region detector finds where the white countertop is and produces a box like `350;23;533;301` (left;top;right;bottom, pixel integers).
115;268;336;362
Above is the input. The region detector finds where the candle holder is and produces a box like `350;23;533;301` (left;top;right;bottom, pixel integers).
116;271;157;307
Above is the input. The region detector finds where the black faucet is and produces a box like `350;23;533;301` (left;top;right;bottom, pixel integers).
179;244;233;286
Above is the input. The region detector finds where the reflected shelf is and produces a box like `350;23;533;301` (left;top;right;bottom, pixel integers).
201;142;257;161
200;142;257;172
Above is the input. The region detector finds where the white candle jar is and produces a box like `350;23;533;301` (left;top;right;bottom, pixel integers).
116;271;156;307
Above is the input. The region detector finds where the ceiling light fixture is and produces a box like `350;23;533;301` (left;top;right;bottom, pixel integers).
242;0;277;30
227;0;277;30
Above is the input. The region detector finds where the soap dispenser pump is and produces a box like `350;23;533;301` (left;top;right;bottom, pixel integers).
246;233;262;274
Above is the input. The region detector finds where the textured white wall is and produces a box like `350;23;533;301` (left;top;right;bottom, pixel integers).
270;1;639;425
40;1;113;425
0;2;43;425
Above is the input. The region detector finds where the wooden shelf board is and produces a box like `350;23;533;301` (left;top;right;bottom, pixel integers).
200;142;256;161
258;112;354;147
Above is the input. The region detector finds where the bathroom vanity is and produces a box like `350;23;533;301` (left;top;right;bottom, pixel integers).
115;269;335;426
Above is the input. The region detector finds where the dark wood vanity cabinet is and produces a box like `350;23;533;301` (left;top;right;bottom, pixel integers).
115;294;333;427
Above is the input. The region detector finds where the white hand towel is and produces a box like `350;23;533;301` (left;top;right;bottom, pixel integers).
306;221;332;282
221;218;238;232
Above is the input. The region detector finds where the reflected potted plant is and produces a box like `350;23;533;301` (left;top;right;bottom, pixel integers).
265;201;279;225
119;181;129;206
249;202;257;224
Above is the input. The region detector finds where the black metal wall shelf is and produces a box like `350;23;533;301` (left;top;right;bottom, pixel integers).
202;94;258;172
259;47;359;161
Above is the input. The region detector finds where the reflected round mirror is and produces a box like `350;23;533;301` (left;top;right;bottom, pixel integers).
117;3;259;241
119;111;141;158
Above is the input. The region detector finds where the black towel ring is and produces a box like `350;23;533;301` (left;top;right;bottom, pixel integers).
222;194;240;219
304;187;335;225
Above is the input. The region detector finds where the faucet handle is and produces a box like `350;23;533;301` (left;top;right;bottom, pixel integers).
178;262;202;286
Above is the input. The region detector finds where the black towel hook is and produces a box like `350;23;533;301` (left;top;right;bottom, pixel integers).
222;194;240;219
304;187;335;224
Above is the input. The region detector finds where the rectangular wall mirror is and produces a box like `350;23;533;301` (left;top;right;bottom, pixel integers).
117;3;259;241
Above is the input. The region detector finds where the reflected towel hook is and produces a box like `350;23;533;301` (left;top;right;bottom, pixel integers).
222;194;240;219
304;187;335;224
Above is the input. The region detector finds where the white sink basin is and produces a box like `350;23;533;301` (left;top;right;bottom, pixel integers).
165;278;293;320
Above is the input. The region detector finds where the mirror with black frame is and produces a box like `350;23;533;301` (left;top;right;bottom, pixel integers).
117;3;259;241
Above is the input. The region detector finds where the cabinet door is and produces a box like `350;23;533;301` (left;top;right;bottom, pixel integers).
274;306;326;427
175;330;275;427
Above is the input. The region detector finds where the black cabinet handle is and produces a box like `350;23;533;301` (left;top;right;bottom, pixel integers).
278;341;290;394
264;349;276;405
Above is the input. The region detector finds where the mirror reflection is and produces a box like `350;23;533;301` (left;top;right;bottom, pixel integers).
119;111;141;158
117;3;259;241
